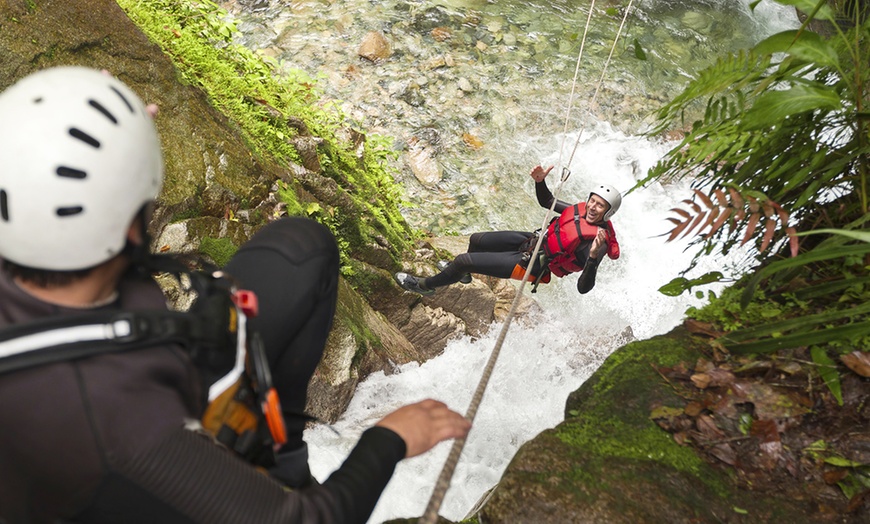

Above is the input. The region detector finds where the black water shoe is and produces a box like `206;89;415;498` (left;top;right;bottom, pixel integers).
437;260;472;284
395;272;435;296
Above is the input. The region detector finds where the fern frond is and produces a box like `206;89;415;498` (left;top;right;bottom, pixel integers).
663;188;798;256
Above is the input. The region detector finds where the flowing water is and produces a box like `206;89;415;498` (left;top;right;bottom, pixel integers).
220;0;798;521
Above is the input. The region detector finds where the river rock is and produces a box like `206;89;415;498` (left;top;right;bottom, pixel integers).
358;31;392;62
407;143;443;186
682;11;713;34
401;303;467;358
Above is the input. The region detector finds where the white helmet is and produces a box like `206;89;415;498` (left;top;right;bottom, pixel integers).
0;66;163;270
590;184;622;221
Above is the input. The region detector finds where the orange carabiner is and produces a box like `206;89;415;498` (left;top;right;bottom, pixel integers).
262;387;287;446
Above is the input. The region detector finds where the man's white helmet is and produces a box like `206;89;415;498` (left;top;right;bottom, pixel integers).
590;184;622;221
0;66;163;270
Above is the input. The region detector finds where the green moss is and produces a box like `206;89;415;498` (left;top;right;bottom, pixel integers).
117;0;416;276
557;331;732;500
334;280;385;368
199;236;238;267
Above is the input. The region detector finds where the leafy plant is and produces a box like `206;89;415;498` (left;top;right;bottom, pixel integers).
662;187;798;256
637;0;869;271
647;2;870;400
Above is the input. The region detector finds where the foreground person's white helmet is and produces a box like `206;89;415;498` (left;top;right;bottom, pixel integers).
590;184;622;221
0;66;163;270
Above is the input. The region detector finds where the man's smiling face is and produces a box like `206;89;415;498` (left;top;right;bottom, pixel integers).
586;194;610;224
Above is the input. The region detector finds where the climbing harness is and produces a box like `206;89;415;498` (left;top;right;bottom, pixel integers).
510;233;552;292
0;266;288;467
419;1;635;521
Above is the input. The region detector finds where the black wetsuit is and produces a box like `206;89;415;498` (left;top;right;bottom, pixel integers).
0;218;404;524
423;179;604;294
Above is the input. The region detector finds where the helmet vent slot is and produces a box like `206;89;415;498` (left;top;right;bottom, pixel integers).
88;100;118;124
110;86;135;114
0;190;8;221
56;166;87;179
56;206;83;217
68;128;100;149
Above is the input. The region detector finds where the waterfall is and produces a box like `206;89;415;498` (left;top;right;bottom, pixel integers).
306;121;737;522
218;0;801;520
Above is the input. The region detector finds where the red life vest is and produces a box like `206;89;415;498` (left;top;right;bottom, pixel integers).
545;202;613;277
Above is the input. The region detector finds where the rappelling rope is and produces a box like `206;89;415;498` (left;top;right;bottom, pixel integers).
418;2;635;523
560;0;636;177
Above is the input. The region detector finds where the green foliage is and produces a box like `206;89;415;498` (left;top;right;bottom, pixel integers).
117;0;415;276
659;271;726;297
810;345;843;405
638;1;870;266
642;1;870;369
804;439;870;501
687;285;797;331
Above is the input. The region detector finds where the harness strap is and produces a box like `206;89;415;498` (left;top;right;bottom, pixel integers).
0;311;197;376
571;204;584;248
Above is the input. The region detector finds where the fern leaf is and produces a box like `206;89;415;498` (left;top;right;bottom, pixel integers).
683;210;710;239
707;207;733;239
760;218;777;252
694;188;714;209
787;227;799;256
668;218;693;241
742;213;762;245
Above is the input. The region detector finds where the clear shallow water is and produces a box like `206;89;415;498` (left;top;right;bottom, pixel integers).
223;0;799;232
220;0;797;521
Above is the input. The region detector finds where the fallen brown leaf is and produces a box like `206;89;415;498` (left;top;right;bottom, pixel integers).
696;414;726;440
841;350;870;377
691;372;712;389
709;442;737;465
684;318;723;338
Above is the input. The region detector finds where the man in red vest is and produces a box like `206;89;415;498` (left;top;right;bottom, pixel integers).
395;164;621;295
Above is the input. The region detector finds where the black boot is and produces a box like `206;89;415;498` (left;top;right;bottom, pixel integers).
395;272;435;295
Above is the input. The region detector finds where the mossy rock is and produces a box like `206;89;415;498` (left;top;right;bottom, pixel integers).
479;326;822;523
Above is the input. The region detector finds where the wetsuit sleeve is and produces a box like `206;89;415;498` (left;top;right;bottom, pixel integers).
75;425;405;524
535;180;571;214
576;255;601;294
606;223;620;260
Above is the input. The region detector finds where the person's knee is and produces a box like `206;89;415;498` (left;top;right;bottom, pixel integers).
245;217;339;267
453;253;475;272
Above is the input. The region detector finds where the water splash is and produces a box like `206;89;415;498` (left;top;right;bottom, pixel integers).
306;124;730;522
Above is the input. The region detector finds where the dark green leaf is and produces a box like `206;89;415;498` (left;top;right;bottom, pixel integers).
658;272;724;296
723;302;870;342
811;346;843;406
753;30;838;67
741;244;870;308
633;38;647;60
726;322;870;355
658;277;690;297
741;86;842;130
796;228;870;243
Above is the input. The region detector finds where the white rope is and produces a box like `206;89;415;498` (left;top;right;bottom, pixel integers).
418;2;635;522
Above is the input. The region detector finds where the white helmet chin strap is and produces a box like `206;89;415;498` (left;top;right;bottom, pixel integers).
0;67;164;270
